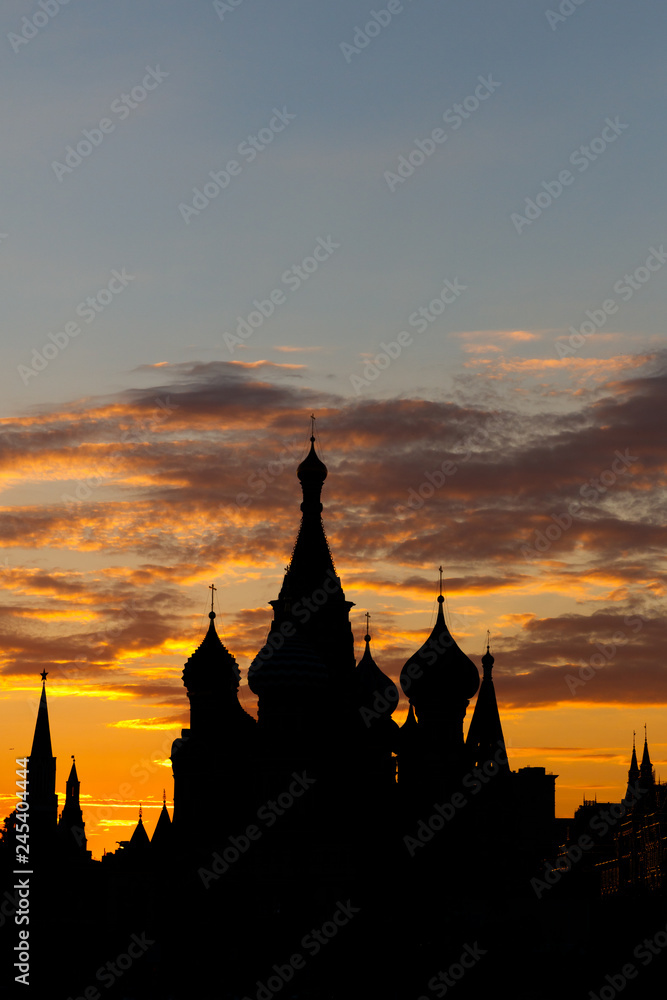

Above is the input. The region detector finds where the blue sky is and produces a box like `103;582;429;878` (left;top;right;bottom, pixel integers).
2;0;666;410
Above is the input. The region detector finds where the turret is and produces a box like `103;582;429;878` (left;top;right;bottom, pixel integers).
355;614;399;726
58;756;88;858
624;731;640;805
264;420;355;679
466;637;510;775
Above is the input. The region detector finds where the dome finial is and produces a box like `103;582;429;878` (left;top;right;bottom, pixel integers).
365;610;371;643
438;565;444;605
482;632;494;675
296;418;328;491
208;583;217;620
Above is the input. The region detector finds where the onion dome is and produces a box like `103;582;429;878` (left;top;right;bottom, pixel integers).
297;433;328;499
182;610;240;694
481;644;494;677
248;632;329;694
400;594;479;705
355;621;399;721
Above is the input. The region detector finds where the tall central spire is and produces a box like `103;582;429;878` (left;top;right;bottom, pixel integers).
278;419;336;606
264;421;355;678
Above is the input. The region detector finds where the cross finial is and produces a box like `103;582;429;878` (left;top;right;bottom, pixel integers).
438;566;443;596
209;583;216;613
163;788;166;807
310;413;316;441
365;611;371;642
486;629;491;653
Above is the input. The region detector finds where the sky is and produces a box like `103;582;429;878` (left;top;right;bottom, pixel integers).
0;0;665;859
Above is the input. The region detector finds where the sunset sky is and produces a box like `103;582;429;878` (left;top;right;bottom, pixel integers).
1;0;665;858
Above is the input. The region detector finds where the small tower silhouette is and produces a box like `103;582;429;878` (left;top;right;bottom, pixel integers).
466;634;510;776
58;755;88;858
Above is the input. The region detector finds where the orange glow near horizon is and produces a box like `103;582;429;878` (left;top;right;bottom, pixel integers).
0;367;664;859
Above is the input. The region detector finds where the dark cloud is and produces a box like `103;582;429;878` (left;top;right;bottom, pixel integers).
0;356;664;710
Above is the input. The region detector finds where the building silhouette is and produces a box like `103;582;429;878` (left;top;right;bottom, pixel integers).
1;431;665;999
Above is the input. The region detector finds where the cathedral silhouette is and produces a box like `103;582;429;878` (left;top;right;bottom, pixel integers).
2;431;665;999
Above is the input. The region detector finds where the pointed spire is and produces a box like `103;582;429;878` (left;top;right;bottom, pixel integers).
151;793;172;851
624;731;641;806
466;636;510;774
129;806;150;851
265;420;355;677
30;671;53;758
27;671;58;852
58;753;87;856
640;724;654;788
67;755;79;791
630;731;639;773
